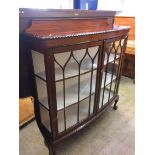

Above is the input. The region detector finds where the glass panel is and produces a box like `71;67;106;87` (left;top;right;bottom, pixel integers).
32;50;46;80
35;77;48;106
31;50;50;131
31;50;45;75
57;104;78;132
99;89;113;108
56;77;79;110
31;50;48;106
54;46;99;133
99;38;125;109
57;109;65;133
57;92;96;133
39;104;51;132
55;71;97;110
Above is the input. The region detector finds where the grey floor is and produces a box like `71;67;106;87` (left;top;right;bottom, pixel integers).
19;76;135;155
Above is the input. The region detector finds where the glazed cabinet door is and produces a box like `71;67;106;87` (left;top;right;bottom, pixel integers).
50;41;103;134
97;36;128;110
30;36;128;137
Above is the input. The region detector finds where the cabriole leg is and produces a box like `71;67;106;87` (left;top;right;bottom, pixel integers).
44;139;56;155
48;144;56;155
49;147;55;155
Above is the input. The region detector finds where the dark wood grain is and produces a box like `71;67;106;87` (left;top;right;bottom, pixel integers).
24;19;129;39
44;52;58;139
19;9;116;98
25;19;112;38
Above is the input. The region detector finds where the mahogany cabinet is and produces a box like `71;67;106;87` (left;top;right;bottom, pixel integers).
20;9;129;155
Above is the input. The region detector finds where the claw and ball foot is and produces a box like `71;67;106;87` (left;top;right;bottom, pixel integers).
113;104;118;110
49;144;56;155
113;100;118;110
44;139;48;147
49;149;56;155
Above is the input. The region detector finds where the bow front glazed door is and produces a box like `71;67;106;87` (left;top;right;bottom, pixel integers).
31;36;127;137
97;36;128;111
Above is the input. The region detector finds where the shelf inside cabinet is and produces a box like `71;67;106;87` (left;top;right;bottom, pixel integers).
40;89;113;133
99;87;114;108
39;72;116;110
104;53;120;65
35;53;120;82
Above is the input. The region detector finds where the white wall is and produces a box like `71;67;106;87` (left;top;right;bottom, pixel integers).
97;0;135;17
19;0;135;17
117;0;135;16
19;0;73;9
97;0;124;11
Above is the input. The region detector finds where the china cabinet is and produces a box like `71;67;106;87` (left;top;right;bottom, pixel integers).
20;9;129;155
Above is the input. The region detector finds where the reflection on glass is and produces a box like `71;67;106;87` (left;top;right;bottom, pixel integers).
54;47;99;133
99;38;124;109
31;50;50;131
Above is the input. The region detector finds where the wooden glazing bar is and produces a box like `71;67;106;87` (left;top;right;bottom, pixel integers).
53;57;66;131
35;74;47;82
115;37;128;94
101;58;109;106
113;39;124;95
54;55;68;130
101;42;114;107
62;52;73;130
39;101;49;111
77;65;80;123
87;49;98;116
70;51;80;123
56;69;97;82
88;65;93;116
77;50;88;122
87;50;93;116
35;51;118;83
62;70;66;130
108;40;120;101
93;44;104;112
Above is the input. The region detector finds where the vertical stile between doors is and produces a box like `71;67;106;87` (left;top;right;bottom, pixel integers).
107;40;121;101
93;41;105;113
101;40;114;107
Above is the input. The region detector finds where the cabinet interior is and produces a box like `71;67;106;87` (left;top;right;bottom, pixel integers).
31;39;124;133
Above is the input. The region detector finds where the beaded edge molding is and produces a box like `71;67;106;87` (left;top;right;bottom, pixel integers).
24;26;129;40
